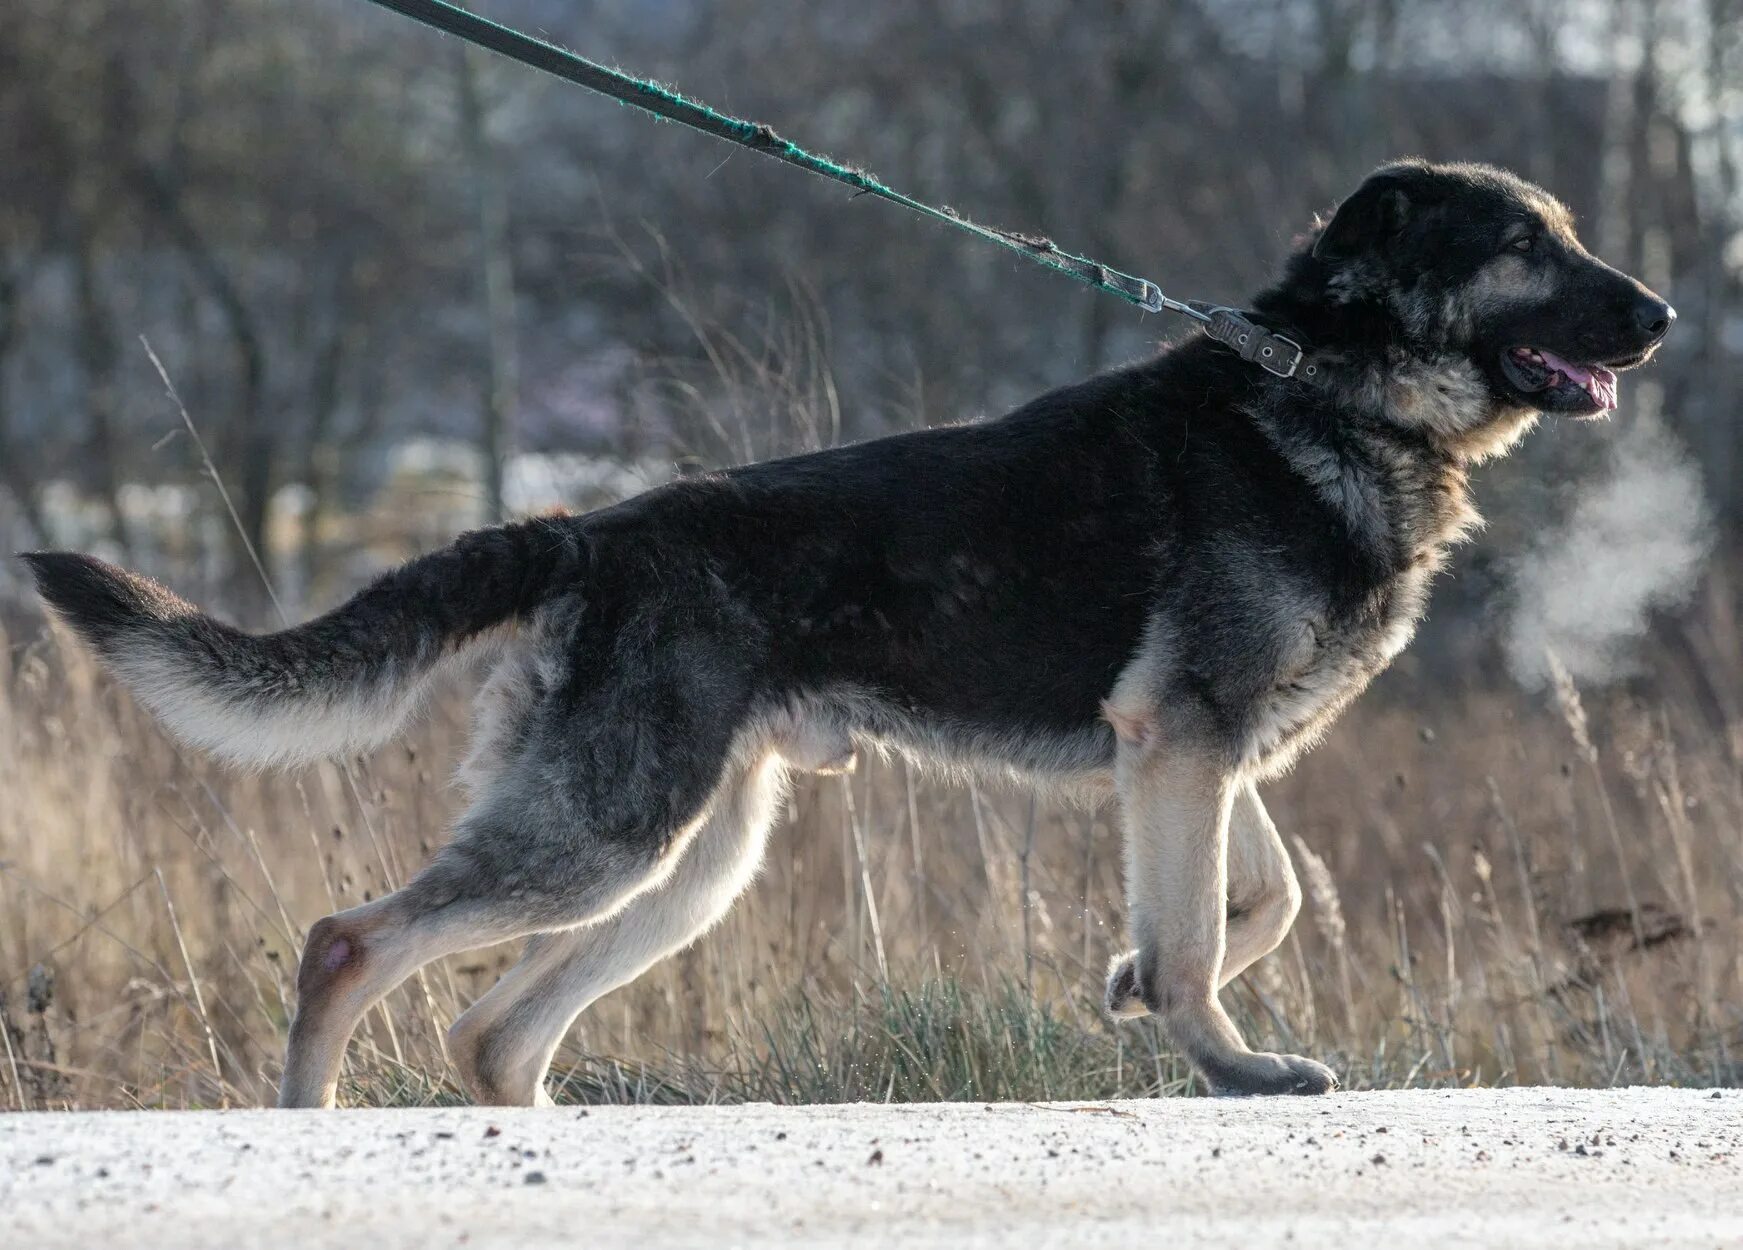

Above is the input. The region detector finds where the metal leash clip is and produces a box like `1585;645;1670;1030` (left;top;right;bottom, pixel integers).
1187;303;1305;378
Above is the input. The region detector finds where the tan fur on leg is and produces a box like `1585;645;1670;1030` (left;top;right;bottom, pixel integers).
1105;781;1301;1017
447;756;787;1106
1112;737;1335;1096
279;897;467;1109
1220;782;1302;983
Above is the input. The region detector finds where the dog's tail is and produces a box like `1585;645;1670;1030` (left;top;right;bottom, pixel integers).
21;518;580;769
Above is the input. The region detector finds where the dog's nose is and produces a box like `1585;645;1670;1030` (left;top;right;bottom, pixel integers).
1634;296;1675;341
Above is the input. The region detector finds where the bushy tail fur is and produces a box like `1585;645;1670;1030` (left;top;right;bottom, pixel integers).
21;518;581;768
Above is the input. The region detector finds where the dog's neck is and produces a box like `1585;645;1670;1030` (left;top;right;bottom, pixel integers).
1249;253;1541;467
1242;375;1487;581
1232;269;1510;575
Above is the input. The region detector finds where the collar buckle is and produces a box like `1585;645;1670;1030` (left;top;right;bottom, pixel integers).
1189;303;1307;379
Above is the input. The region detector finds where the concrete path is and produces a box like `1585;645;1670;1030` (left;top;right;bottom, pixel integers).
6;1088;1741;1248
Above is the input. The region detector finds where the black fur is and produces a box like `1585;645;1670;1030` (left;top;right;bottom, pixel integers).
26;520;577;669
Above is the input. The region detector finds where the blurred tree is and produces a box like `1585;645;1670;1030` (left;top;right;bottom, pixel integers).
0;0;1733;658
457;43;519;525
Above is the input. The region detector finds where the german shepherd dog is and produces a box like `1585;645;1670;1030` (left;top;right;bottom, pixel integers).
24;161;1674;1106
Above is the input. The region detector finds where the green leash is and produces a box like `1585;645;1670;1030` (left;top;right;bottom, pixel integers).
358;0;1313;374
357;0;1203;321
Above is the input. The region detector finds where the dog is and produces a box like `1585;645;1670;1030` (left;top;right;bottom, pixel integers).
23;160;1674;1106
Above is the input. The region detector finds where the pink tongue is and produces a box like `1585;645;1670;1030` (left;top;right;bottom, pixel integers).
1537;348;1618;410
1537;349;1591;384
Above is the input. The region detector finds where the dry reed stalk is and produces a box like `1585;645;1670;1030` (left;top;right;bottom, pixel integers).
903;760;928;941
1648;719;1721;1061
155;868;226;1107
1020;795;1036;994
1291;834;1355;1030
1079;817;1095;991
966;779;1006;947
1547;648;1649;954
841;775;888;982
0;1001;26;1112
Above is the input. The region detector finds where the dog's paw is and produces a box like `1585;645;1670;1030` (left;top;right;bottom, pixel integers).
1205;1051;1339;1097
1103;950;1149;1020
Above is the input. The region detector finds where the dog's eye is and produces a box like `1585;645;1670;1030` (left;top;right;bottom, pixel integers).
1509;235;1535;254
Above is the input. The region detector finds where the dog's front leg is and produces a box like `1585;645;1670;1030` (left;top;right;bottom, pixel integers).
1107;726;1337;1096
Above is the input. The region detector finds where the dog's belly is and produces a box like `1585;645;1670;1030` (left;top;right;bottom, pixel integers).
782;685;1118;802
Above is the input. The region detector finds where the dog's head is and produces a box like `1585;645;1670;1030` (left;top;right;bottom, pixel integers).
1305;160;1673;419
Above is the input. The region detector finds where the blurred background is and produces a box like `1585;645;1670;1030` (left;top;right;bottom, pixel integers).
2;0;1740;1109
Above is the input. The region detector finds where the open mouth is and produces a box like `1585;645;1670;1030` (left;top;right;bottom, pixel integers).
1501;346;1619;413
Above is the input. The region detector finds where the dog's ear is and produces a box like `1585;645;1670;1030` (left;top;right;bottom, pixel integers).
1312;171;1415;263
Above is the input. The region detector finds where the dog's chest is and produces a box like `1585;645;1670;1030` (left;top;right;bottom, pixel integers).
1246;503;1460;772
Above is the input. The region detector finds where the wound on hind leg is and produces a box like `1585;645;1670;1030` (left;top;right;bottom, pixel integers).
297;915;369;1000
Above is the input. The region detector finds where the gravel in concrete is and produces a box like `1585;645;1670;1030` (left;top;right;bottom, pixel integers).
5;1088;1741;1248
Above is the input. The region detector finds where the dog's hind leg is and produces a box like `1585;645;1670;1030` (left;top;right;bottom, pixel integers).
1105;781;1300;1015
278;792;706;1109
1106;723;1335;1096
447;753;789;1106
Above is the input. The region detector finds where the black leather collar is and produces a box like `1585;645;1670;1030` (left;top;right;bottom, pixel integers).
1187;303;1322;381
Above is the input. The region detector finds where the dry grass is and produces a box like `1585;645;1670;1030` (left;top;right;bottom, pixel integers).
5;286;1740;1104
3;594;1739;1110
